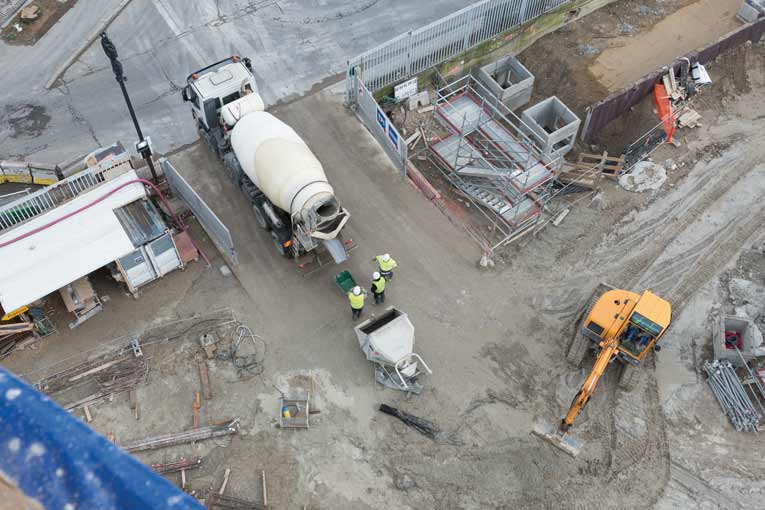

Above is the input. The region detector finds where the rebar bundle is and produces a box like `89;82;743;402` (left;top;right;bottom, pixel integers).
704;360;760;432
121;420;239;453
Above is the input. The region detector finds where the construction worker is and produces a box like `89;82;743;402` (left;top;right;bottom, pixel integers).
371;271;386;305
348;286;366;319
374;253;398;281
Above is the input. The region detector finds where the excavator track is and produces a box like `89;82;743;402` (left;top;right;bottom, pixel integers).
566;282;616;367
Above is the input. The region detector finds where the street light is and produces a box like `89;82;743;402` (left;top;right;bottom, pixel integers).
100;31;158;182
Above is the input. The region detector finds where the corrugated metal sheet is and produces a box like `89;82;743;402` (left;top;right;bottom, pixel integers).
114;199;167;247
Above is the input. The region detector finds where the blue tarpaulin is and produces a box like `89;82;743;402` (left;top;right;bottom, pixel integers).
0;367;204;510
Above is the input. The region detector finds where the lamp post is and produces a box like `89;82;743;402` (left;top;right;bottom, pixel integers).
100;31;158;182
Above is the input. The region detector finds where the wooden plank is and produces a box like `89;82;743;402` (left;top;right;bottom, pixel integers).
192;391;201;429
262;470;268;507
219;468;231;495
198;361;212;400
68;358;126;383
130;389;140;420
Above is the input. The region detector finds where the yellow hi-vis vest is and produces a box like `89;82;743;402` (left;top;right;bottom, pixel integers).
372;277;386;293
376;255;397;272
349;291;365;309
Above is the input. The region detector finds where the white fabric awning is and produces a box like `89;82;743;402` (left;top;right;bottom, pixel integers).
0;170;147;312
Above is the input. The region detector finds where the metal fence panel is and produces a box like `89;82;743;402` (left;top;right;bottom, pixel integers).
352;76;408;176
346;0;574;102
160;159;238;265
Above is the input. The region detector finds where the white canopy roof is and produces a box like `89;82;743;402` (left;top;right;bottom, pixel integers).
0;170;146;312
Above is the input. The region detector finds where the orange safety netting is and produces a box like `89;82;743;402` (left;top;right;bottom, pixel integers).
653;83;675;143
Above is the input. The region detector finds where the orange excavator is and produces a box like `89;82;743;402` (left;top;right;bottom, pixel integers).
533;284;672;456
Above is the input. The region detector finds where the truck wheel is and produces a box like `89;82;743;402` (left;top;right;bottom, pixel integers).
271;231;287;257
618;363;639;391
566;332;589;368
252;204;269;230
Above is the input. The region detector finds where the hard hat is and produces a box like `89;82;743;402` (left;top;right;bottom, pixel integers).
381;253;391;262
352;286;361;296
372;271;380;280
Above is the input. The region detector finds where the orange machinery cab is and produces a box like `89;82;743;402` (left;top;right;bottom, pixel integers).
581;289;671;366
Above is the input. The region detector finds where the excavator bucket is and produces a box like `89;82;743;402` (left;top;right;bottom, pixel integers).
531;421;583;457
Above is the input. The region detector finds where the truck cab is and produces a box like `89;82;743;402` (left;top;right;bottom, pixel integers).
182;56;264;144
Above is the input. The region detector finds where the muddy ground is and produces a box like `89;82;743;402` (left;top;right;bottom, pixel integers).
3;2;765;510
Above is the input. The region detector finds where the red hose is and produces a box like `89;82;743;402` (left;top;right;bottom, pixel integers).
0;178;211;267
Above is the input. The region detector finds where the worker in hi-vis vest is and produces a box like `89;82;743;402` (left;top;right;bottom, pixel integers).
371;272;386;305
374;253;398;281
348;286;366;319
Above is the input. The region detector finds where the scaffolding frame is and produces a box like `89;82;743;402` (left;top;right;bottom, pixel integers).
426;75;562;252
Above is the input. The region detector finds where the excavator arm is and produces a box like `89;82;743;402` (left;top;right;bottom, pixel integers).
559;338;620;433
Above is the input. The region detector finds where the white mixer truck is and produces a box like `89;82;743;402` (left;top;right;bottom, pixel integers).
182;56;351;265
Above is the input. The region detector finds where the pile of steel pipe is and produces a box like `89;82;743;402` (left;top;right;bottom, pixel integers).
121;420;239;453
704;360;760;432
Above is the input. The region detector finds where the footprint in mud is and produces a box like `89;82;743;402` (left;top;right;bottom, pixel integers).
3;103;51;138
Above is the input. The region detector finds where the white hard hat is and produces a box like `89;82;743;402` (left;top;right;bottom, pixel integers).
372;271;380;280
352;286;361;295
381;253;390;262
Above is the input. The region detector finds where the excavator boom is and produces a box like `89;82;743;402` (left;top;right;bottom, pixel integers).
560;339;619;432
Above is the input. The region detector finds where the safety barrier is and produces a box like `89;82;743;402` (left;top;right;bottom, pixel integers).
350;75;408;176
0;161;59;186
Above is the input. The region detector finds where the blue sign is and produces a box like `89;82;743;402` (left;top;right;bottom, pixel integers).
376;108;386;131
388;125;399;149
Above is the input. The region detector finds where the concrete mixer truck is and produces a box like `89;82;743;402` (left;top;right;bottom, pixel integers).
181;56;351;266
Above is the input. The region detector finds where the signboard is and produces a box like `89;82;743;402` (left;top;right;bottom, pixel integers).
376;108;387;130
394;77;418;101
387;125;399;149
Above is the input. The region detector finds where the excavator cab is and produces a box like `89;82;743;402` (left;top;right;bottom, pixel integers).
581;288;671;366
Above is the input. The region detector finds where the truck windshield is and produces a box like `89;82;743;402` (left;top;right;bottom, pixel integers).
221;92;241;106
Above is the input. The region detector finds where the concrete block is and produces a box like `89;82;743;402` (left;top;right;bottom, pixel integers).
714;315;764;366
478;55;535;111
408;91;430;111
520;96;581;159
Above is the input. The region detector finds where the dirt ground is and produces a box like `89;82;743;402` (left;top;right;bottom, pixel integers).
3;3;765;510
1;0;78;45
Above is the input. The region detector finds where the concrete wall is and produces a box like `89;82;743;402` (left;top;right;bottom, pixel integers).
714;314;764;366
478;55;534;111
521;96;580;158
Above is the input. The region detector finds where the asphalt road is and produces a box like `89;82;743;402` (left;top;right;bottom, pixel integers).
0;0;469;163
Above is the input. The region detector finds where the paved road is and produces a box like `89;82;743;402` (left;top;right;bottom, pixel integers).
0;0;468;163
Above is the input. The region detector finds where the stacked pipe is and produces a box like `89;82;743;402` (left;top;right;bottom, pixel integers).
704;360;760;432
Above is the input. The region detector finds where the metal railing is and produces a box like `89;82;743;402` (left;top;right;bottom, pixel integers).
0;152;131;232
346;0;571;101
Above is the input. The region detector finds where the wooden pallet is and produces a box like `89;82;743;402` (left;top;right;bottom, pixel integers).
576;152;625;178
557;151;626;190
